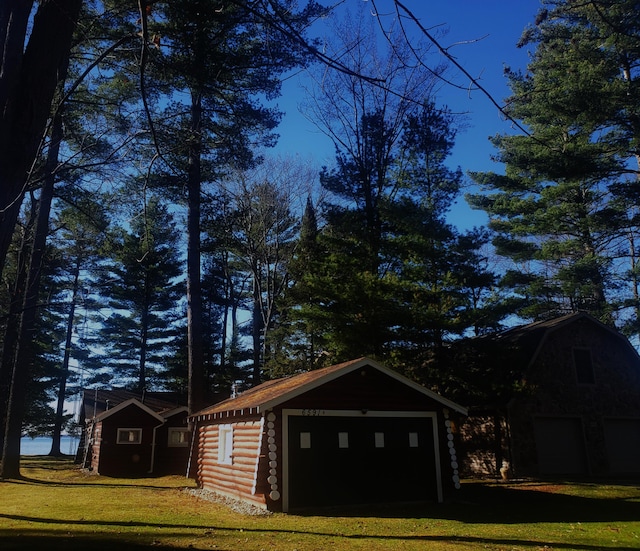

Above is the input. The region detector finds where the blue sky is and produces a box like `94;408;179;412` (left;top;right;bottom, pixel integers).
272;0;543;229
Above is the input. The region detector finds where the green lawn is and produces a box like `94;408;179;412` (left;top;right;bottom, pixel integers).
1;457;639;550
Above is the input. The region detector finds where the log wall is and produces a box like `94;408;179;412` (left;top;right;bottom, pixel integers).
196;417;267;508
90;421;102;473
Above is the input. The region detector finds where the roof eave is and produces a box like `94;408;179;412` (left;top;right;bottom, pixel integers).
190;357;468;420
94;398;165;423
256;357;467;416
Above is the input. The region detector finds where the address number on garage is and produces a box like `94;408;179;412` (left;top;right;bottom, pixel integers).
301;409;325;416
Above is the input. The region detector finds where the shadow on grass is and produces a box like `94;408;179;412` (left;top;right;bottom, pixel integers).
447;480;640;524
26;455;76;468
0;533;211;551
0;518;637;551
3;476;190;491
6;456;193;490
294;479;640;524
5;459;640;550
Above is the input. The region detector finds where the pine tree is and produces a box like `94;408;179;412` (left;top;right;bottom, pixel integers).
46;196;110;456
145;0;323;403
201;191;252;396
467;0;640;325
268;197;325;376
295;7;499;365
302;102;497;366
95;193;184;392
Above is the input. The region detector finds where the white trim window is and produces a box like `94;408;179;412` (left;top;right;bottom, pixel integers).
218;424;233;464
168;427;190;447
300;432;311;449
117;428;142;444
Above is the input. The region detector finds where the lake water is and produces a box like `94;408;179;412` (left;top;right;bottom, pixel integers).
20;435;80;456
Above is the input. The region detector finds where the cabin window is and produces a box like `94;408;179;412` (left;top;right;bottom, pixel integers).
300;432;311;449
338;432;349;448
573;348;595;384
168;428;190;447
117;428;142;444
409;432;419;448
218;424;233;464
374;432;385;448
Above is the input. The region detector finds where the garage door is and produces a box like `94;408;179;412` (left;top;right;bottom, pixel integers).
533;417;588;475
604;419;640;474
287;414;437;509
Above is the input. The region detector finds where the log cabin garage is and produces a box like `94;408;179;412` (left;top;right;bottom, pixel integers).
189;357;468;512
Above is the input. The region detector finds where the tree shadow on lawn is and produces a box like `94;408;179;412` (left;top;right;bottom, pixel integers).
0;510;638;551
452;479;640;524
2;476;639;550
297;479;640;524
3;475;188;491
6;457;192;490
0;533;192;551
22;455;76;469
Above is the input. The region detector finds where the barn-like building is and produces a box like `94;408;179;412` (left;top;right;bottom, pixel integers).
457;312;640;478
189;357;468;512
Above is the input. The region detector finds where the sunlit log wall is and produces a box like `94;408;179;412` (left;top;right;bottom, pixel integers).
195;416;267;509
90;422;103;473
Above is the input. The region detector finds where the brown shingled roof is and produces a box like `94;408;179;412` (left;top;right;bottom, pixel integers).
191;357;467;420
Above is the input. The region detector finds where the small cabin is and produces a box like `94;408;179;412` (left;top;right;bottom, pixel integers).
76;389;189;477
189;357;468;512
456;313;640;478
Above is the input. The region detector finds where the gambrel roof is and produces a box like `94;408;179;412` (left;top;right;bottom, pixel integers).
477;312;640;369
191;357;468;421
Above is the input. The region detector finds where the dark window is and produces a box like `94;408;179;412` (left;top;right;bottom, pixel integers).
168;428;189;447
117;428;142;444
573;348;595;384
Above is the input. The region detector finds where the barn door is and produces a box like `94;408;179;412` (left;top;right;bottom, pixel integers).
533;417;588;475
287;414;437;510
604;419;640;474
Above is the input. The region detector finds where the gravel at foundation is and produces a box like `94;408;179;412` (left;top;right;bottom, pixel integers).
185;488;272;516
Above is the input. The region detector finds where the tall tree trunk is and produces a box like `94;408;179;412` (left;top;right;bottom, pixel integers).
44;106;71;458
251;277;263;386
0;132;58;479
220;277;229;375
49;258;80;457
139;310;149;393
0;0;81;274
0;206;36;457
186;91;204;415
0;2;34;110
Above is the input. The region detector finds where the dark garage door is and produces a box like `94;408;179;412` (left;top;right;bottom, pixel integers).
604;419;640;474
287;414;437;509
533;417;588;475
